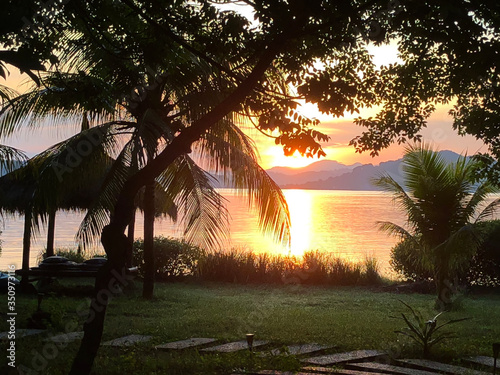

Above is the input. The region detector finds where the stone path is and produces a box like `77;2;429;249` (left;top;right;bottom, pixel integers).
102;334;152;347
255;371;320;375
271;343;332;356
0;329;45;340
398;359;491;375
302;367;386;375
464;356;496;368
201;340;269;353
4;329;496;375
303;350;386;365
155;337;217;350
348;362;439;375
45;331;84;343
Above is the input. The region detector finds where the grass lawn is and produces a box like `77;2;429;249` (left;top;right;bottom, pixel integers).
1;281;500;374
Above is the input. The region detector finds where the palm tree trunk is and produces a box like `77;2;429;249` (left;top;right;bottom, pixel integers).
69;40;281;374
142;181;155;299
21;206;32;287
69;228;131;375
126;210;136;267
46;209;56;257
435;275;454;311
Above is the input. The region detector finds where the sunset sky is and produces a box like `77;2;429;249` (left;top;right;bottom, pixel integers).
1;43;487;170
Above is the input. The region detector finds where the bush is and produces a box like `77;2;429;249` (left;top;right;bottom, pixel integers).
466;220;500;286
363;257;381;285
391;221;500;286
133;236;205;281
390;238;433;282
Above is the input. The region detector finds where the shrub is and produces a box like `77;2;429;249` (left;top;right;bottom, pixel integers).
391;221;500;286
133;236;205;280
390;238;433;282
466;220;500;286
362;257;381;285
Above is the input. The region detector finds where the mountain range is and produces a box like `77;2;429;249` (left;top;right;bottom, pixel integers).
266;150;463;190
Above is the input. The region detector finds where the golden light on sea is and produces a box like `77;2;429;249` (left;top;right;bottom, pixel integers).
284;189;312;256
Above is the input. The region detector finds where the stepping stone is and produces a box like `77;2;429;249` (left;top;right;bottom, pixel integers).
0;329;45;340
102;334;152;347
347;362;437;375
303;350;386;365
257;371;321;375
45;331;84;343
155;337;217;350
398;359;491;375
464;356;496;368
201;340;269;353
303;367;387;375
271;343;332;356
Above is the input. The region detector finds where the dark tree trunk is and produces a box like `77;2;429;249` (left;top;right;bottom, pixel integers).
69;226;132;375
21;207;32;286
142;181;155;299
69;40;281;374
46;209;56;257
435;276;454;311
126;210;136;267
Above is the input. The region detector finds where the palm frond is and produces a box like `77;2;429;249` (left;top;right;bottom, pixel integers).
0;84;19;104
196;120;291;245
0;144;27;174
372;173;423;233
0;72;120;138
76;139;135;248
156;155;229;250
376;221;413;240
475;197;500;223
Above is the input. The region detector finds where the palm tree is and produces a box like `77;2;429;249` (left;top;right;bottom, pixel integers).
374;143;500;310
0;61;291;298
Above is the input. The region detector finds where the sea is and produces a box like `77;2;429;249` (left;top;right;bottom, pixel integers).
0;189;411;276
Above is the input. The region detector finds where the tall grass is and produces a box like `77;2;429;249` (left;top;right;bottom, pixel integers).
197;249;382;286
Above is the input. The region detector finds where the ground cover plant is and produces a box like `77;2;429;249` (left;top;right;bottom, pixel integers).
1;282;499;374
393;300;470;358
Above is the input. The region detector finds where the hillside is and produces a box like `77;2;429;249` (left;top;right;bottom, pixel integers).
266;150;463;190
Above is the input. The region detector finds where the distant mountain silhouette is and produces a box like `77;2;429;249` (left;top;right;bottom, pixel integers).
266;160;361;187
268;150;464;190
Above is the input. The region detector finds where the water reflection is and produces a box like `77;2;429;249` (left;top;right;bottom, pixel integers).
284;190;312;256
0;190;404;275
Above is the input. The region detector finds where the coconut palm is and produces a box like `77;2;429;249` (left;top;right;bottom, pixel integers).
374;143;500;309
0;53;291;297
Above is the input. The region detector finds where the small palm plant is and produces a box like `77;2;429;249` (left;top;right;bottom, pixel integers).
394;300;470;358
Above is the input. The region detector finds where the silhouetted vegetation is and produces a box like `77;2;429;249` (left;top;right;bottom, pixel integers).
391;220;500;287
132;238;383;286
133;236;205;281
467;221;500;287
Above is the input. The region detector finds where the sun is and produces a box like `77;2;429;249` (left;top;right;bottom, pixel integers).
263;146;324;169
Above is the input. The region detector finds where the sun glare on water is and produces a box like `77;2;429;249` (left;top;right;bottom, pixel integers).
284;190;312;256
